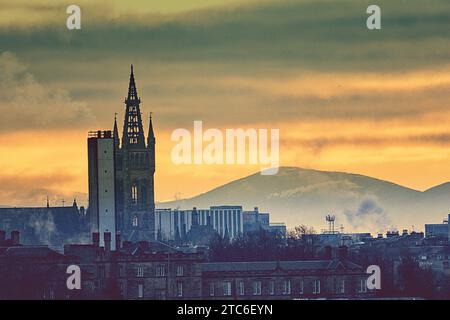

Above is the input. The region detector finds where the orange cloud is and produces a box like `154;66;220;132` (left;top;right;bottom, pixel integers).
220;65;450;99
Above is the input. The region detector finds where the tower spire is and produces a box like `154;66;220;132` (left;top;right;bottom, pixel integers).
122;65;145;148
113;112;120;149
147;112;155;147
126;64;139;102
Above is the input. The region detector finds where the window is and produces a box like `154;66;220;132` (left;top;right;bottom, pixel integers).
209;283;215;296
282;280;291;295
176;282;183;297
253;281;262;296
339;279;345;294
223;281;231;296
132;215;138;227
131;184;138;203
119;282;124;296
299;280;304;295
155;290;166;300
359;279;367;293
44;286;55;300
137;266;144;278
98;265;105;279
238;281;245;296
119;265;125;277
156;265;165;277
138;284;144;298
313;280;321;295
176;265;184;277
269;281;275;295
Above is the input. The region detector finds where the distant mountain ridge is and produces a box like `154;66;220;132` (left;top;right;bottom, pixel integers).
160;167;450;233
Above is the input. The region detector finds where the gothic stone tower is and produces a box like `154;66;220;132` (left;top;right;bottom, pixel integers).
114;65;155;242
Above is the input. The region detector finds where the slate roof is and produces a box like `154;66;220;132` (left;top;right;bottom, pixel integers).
201;260;362;272
0;246;62;258
0;206;84;246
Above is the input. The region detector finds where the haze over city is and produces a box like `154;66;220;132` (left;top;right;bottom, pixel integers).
1;0;450;229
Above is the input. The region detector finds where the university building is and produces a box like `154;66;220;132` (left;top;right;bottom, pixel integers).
155;206;287;243
88;65;156;244
155;206;244;242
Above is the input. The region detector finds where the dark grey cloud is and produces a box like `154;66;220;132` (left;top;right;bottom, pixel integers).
0;0;449;132
282;132;450;156
1;0;449;70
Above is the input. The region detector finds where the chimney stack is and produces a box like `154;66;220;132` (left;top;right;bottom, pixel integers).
338;245;348;261
11;230;20;246
122;241;132;249
324;246;332;260
104;231;111;255
92;232;100;247
115;232;121;250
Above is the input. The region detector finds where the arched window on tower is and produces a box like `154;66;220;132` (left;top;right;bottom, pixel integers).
131;184;138;204
132;215;138;227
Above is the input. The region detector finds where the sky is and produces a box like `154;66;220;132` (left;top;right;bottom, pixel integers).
0;0;450;209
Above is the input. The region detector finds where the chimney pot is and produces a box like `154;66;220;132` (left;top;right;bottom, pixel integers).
324;246;332;260
11;230;20;246
92;232;100;247
338;245;348;261
123;241;132;249
115;233;121;250
104;231;111;254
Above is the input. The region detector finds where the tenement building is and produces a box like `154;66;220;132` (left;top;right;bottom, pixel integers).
201;259;372;300
0;230;373;300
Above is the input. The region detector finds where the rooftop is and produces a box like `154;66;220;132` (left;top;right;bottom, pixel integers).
201;260;362;273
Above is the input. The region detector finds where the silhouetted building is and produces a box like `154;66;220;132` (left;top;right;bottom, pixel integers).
425;214;450;239
268;223;287;237
0;230;375;300
114;65;156;242
243;207;286;237
202;259;373;300
155;206;243;242
0;202;87;248
243;207;270;232
0;230;73;299
88;130;117;249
